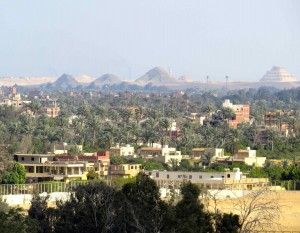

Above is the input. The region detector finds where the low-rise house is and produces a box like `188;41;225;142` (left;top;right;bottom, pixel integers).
110;164;143;178
44;107;60;118
140;145;181;158
233;149;266;167
14;151;111;182
110;144;135;157
14;153;87;182
53;144;83;155
192;148;224;158
2;94;31;108
145;168;268;190
55;151;110;178
217;148;266;167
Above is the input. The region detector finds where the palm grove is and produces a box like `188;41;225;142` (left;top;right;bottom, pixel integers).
1;87;300;182
1;86;298;232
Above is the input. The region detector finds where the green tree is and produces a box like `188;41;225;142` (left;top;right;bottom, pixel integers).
54;182;118;233
143;160;165;171
28;193;55;233
248;167;267;178
215;213;240;233
2;162;26;184
0;207;38;233
110;156;128;165
121;173;171;233
175;182;213;233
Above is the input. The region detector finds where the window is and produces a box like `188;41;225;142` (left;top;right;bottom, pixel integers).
167;174;169;179
199;175;202;179
227;174;230;178
21;157;24;161
222;176;224;178
178;175;182;178
156;172;159;178
131;166;134;169
189;175;192;179
31;157;34;161
211;176;214;178
149;172;152;176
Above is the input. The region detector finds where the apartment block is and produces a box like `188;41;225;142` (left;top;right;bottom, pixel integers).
223;99;250;128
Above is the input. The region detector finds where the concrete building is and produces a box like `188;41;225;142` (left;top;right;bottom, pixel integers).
44;107;60;118
14;151;111;182
217;148;266;167
14;154;87;182
53;144;83;155
233;149;266;167
222;99;250;128
140;145;181;158
110;164;143;178
2;94;31;108
192;148;224;158
140;145;182;165
145;168;269;190
110;144;135;157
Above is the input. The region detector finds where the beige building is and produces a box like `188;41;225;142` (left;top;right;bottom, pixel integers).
234;149;266;167
53;144;83;155
14;154;87;182
110;164;143;178
110;144;135;157
44;107;60;118
140;145;181;158
217;148;266;167
192;148;224;158
2;94;31;108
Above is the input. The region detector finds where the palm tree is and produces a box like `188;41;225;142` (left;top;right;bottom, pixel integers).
159;118;171;146
118;108;131;125
77;101;91;119
87;115;101;147
201;151;214;166
7;121;21;141
168;158;179;171
225;130;240;155
134;107;143;124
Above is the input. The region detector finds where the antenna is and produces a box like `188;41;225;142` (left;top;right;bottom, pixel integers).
206;75;209;90
169;67;172;76
226;75;228;90
128;68;132;80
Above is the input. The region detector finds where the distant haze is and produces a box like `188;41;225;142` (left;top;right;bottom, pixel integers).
0;0;299;82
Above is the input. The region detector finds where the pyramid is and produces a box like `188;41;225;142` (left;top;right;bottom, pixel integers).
260;66;297;82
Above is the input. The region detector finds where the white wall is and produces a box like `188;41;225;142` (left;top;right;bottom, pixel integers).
1;192;70;206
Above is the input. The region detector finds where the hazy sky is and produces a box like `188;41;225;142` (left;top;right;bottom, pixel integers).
0;0;299;81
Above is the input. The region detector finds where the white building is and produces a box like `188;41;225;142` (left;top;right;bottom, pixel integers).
145;168;269;190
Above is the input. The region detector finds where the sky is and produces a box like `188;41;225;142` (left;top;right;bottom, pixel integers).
0;0;299;82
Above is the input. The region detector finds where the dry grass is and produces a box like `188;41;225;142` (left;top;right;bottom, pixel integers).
209;191;300;231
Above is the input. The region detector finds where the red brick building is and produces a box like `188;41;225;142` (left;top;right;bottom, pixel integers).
223;99;250;128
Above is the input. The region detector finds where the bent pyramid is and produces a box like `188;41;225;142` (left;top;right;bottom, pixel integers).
260;66;297;82
135;67;178;85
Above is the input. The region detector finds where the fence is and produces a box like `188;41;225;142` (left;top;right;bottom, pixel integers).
269;180;300;191
251;231;300;233
0;181;90;195
1;180;300;195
